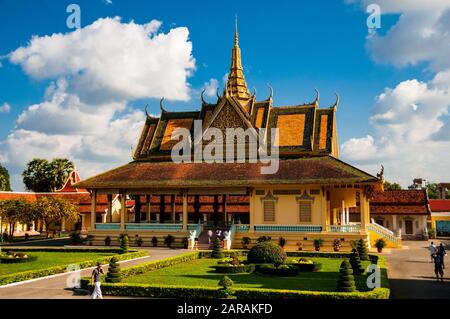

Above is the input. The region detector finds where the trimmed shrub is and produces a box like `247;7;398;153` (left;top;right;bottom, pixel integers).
135;237;143;247
356;239;369;261
247;242;287;264
151;236;158;247
69;232;82;245
257;236;271;243
375;238;387;251
104;236;111;246
164;235;175;248
181;237;189;249
211;238;224;259
278;237;286;248
218;275;233;289
105;257;121;283
119;234;129;254
256;264;300;277
349;249;364;275
241;237;251;249
293;258;322;272
212;264;254;274
337;260;356;292
313;238;324;251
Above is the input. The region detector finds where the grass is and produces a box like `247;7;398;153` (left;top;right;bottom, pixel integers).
0;251;114;276
123;257;373;292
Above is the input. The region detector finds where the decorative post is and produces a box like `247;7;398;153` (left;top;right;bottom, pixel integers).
90;190;97;231
360;192;369;230
120;190;126;230
107;194;113;223
171;194;176;223
182;190;188;231
346;207;350;225
341;200;345;225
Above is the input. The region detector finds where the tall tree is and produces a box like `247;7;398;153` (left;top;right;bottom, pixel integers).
33;197;79;237
383;181;402;191
0;163;11;191
0;199;34;239
23;158;74;192
426;183;439;199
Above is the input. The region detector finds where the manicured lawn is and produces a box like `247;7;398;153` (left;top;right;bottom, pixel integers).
0;252;114;276
123;257;372;292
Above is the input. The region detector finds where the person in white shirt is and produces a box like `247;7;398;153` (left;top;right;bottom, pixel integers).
429;242;438;262
207;229;213;244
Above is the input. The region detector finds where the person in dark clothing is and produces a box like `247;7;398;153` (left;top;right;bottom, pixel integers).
90;262;104;299
433;254;444;283
437;243;447;269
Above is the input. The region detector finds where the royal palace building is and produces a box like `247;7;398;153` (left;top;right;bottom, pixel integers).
75;23;396;250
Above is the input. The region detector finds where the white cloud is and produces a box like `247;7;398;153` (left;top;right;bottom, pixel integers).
1;17;196;191
342;1;450;186
0;102;11;113
9;17;196;103
202;78;219;98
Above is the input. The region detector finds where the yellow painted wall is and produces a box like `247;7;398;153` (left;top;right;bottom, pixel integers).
368;230;400;248
253;187;325;225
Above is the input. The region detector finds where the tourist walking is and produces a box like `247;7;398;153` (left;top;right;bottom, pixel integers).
433;254;444;283
437;243;447;269
90;262;104;299
207;229;213;244
429;242;438;262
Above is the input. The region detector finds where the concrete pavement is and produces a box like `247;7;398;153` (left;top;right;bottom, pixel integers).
385;239;450;299
0;248;186;299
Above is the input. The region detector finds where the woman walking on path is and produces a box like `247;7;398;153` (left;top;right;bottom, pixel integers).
90;262;104;299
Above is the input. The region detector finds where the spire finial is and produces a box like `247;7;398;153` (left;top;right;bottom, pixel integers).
234;14;239;46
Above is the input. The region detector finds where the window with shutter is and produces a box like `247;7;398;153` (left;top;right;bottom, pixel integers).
263;200;276;222
298;201;312;222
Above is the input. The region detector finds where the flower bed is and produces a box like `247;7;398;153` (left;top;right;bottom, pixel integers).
255;264;300;277
211;264;255;274
0;252;38;264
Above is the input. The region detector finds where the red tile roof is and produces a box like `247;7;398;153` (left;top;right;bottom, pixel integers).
350;190;430;215
429;199;450;212
75;156;380;189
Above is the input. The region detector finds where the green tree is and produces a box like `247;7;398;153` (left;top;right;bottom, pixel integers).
356;239;369;261
337;260;356;292
23;158;74;192
0;199;34;239
119;234;129;254
33;197;79;237
383;181;402;191
426;183;439;199
0;164;11;191
105;257;121;283
211;238;224;258
349;249;364;275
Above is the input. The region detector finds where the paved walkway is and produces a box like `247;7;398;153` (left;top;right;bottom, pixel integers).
385;239;450;299
0;248;186;299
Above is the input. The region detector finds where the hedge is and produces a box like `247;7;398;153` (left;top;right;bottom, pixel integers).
1;247;124;253
212;264;255;274
77;280;389;299
233;287;390;299
0;250;147;286
255;264;299;277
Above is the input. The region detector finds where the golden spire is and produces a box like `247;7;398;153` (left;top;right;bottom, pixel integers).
226;15;250;101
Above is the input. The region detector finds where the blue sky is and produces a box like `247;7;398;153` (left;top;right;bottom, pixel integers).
1;0;449;190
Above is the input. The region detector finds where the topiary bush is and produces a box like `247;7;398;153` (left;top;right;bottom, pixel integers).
119;234;129;254
278;237;286;248
356;239;369;261
164;235;175;248
105;257;121;283
247;242;287;264
256;264;299;277
241;237;251;249
151;236;158;247
337;260;356;292
104;236;111;246
211;238;224;258
349;249;364;275
257;236;272;243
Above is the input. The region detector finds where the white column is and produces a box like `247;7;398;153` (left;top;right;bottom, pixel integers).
392;215;397;235
346;207;350;225
341;200;345;225
90;190;97;231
